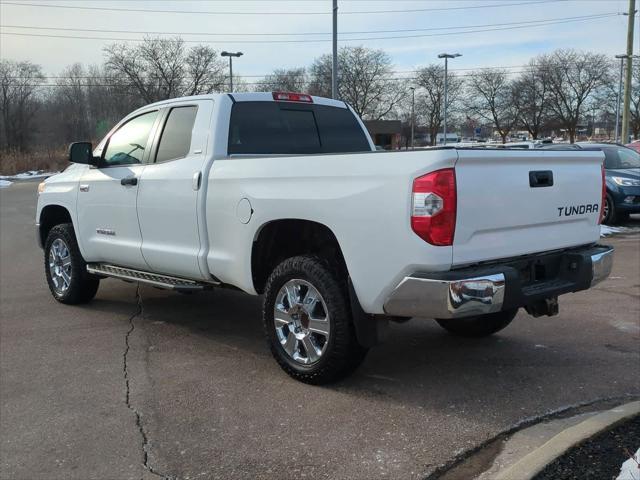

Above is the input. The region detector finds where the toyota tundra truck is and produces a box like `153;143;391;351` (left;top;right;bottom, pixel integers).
36;92;613;384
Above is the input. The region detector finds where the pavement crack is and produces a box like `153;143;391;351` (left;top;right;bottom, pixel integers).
123;284;173;480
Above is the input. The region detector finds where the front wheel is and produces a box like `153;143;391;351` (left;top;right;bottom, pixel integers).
436;309;518;338
262;256;368;384
44;223;100;304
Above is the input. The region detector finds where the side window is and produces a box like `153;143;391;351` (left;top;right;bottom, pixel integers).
228;102;369;155
155;106;198;163
103;111;159;167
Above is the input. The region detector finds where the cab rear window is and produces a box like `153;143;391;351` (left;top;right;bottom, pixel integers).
228;101;370;155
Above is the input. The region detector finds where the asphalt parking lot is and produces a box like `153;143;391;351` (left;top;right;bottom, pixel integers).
1;181;639;480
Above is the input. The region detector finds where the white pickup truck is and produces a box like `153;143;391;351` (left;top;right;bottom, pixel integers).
36;92;613;384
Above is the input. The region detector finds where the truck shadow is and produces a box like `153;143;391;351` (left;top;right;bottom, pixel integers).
113;282;625;411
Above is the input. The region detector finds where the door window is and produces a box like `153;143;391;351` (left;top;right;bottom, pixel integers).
103;111;159;167
155;106;198;163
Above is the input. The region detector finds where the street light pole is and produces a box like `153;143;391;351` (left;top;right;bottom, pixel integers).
621;0;636;143
615;53;639;143
410;86;415;150
221;51;243;92
438;53;461;146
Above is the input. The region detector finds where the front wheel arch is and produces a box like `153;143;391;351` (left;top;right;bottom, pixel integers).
39;205;73;248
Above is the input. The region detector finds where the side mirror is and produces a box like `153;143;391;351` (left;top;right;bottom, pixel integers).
68;142;99;166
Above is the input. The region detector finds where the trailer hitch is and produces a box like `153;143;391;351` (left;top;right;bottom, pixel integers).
525;296;559;317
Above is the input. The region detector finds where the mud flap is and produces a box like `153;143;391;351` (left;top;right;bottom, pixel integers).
348;278;389;348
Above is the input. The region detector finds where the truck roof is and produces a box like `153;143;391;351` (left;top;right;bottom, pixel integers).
138;92;349;112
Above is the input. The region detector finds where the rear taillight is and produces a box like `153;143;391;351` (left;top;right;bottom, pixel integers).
598;164;606;224
411;168;456;246
272;92;313;103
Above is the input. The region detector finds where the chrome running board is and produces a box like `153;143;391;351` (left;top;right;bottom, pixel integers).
87;264;212;291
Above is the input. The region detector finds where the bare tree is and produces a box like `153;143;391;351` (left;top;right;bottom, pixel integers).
0;60;45;150
308;46;406;120
414;64;463;146
538;49;612;143
85;64;142;137
512;60;550;139
466;69;519;143
104;37;226;103
255;68;307;92
184;45;227;96
49;63;91;142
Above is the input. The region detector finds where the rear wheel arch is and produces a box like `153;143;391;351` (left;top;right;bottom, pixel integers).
251;219;387;350
251;219;348;295
39;205;74;248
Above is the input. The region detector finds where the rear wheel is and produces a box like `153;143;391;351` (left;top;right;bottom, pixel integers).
44;223;100;304
436;309;518;338
262;255;368;384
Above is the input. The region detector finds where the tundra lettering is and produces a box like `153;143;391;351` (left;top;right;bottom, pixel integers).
557;204;599;217
36;92;614;384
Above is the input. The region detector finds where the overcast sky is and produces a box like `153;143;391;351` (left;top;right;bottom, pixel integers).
1;0;638;80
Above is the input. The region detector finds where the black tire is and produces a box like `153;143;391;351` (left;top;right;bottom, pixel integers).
603;194;620;225
262;255;368;384
436;309;518;338
44;223;100;304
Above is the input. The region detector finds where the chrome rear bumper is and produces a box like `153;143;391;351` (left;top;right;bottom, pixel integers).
590;247;614;286
383;245;614;319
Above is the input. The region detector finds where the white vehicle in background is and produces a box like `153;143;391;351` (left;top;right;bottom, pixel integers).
36;92;613;384
436;133;459;144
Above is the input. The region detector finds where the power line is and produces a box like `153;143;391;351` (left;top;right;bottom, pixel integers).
0;13;617;37
1;14;617;44
0;0;559;15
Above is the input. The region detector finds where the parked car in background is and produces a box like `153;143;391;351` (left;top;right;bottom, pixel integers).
626;140;640;154
540;143;640;224
494;141;538;149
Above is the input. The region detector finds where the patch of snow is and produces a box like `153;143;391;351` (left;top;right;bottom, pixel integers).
600;224;640;237
616;447;639;480
601;225;628;236
0;179;12;188
0;170;58;180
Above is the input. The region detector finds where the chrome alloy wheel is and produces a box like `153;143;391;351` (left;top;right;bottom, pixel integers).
48;238;72;294
274;279;331;365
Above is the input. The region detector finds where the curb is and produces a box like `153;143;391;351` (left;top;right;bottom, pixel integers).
495;400;640;480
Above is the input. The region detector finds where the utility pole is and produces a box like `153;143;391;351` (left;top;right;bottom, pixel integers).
438;53;461;146
332;0;338;99
221;51;243;92
615;54;626;143
410;87;416;149
621;0;636;143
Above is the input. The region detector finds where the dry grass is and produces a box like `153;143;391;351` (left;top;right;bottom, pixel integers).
0;146;67;176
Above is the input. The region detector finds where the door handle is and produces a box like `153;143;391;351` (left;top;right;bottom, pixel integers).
121;176;138;186
192;171;202;191
529;170;553;188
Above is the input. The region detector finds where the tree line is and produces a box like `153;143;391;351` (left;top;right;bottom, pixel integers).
1;37;639;154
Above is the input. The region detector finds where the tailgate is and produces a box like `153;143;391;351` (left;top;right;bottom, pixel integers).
453;149;603;266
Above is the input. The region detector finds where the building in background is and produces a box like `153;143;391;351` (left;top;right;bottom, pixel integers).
364;120;402;150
